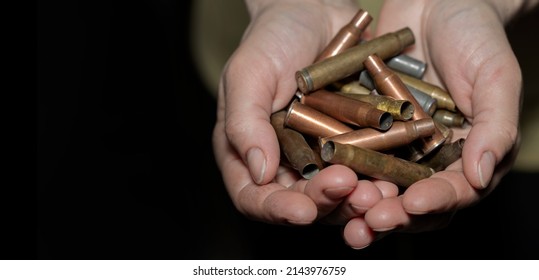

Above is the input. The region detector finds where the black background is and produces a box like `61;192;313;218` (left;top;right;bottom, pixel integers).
36;0;539;260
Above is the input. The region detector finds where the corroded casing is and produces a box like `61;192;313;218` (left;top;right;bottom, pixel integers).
433;109;466;128
335;92;414;121
296;27;415;93
364;54;447;155
315;9;372;62
300;89;393;131
419;138;465;172
285;99;353;138
270;110;321;179
321;141;435;188
319;118;436;151
395;71;456;112
386;54;427;79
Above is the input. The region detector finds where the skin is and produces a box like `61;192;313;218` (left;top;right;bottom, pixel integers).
212;0;538;249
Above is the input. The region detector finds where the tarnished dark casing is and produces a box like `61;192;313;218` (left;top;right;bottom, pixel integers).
270;110;321;179
321;141;435;188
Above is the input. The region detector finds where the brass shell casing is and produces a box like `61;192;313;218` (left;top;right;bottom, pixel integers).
315;9;372;62
271;110;321;179
321;141;435;188
319;118;436;152
300;89;393;131
335;92;414;121
433;109;466;128
296;27;415;93
285;99;353;138
337;81;372;95
364;54;446;155
395;71;456;112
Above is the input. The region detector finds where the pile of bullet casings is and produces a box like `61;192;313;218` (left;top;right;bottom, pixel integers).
270;8;466;189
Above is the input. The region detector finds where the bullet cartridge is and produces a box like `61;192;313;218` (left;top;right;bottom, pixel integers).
300;89;394;131
364;54;447;155
395;71;457;112
315;9;372;62
285;99;353;138
270;110;321;179
419;138;465;172
321;141;435;188
386;54;427;79
296;27;415;94
359;70;437;116
319;118;436;152
433;109;466;128
335;92;414;121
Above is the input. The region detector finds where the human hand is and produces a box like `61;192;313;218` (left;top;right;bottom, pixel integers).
212;0;391;228
342;0;532;248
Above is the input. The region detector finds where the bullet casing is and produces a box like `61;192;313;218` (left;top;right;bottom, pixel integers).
419;138;465;172
395;71;457;112
335;92;414;121
359;70;437;116
301;89;393;131
433;109;466;127
270;110;322;179
319;118;436;152
315;9;372;62
337;81;372;95
321;141;435;188
296;27;415;93
285;99;353;138
386;54;427;79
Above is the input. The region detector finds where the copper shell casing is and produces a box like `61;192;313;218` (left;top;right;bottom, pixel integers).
364;54;447;155
284;99;353;138
335;92;414;121
315;9;372;62
270;110;321;179
321;141;435;188
296;27;415;94
300;89;393;131
319;118;436;152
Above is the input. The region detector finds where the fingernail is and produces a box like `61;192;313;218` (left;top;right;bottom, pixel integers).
247;147;266;184
323;186;355;199
478;151;495;189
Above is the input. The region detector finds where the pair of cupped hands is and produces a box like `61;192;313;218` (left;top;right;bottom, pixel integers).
212;0;523;249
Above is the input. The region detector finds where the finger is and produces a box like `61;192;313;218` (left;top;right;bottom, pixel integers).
293;164;358;220
342;217;377;250
320;179;383;225
365;196;455;233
